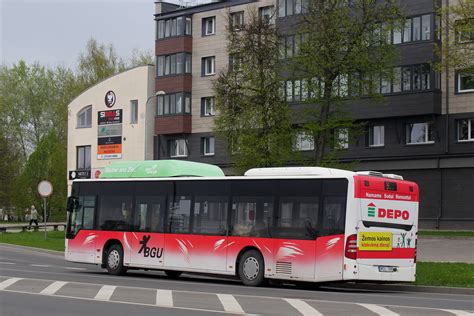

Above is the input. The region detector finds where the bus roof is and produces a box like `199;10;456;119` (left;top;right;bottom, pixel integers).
244;167;356;177
99;160;225;179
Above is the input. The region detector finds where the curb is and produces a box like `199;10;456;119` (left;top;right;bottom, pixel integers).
325;282;474;295
0;243;63;256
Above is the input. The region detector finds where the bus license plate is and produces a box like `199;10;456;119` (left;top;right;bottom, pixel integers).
378;266;397;273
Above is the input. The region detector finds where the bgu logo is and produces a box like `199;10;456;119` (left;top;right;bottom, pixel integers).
138;235;163;258
367;203;410;220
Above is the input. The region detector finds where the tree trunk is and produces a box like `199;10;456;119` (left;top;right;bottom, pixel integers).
314;81;333;165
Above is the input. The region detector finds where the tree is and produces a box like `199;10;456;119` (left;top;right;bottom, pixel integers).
77;38;126;88
435;0;474;75
213;10;296;174
0;131;21;210
129;49;155;67
292;0;402;165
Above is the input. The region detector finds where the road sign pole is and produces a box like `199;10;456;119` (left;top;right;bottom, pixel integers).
44;197;47;239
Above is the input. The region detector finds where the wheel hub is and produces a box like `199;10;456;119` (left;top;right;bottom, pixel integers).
243;257;259;280
108;249;120;270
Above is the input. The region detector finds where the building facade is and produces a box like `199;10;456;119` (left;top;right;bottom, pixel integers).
152;0;474;228
67;65;155;192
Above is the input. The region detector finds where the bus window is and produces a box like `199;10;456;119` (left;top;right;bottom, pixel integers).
67;195;95;238
321;196;346;235
276;197;319;239
135;196;166;232
193;196;228;235
98;196;133;231
82;196;96;229
168;195;192;233
231;197;273;237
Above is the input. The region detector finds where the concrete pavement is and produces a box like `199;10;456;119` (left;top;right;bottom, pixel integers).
418;237;474;263
0;244;473;316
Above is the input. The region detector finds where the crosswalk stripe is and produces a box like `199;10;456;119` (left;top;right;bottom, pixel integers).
94;285;116;301
30;264;51;268
441;310;474;316
64;267;86;271
358;303;399;316
0;277;22;290
0;262;15;265
284;299;323;316
40;281;68;295
156;289;173;307
217;294;245;314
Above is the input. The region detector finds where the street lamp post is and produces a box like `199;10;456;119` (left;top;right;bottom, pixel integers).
144;91;165;160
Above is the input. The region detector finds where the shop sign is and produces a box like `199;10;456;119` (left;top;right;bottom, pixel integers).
359;232;392;251
69;169;91;180
98;109;122;125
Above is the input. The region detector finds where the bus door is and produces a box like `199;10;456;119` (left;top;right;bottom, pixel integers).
272;183;320;281
165;182;229;272
314;180;348;282
128;196;166;268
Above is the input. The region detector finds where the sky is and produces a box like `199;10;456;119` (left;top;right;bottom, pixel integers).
0;0;177;69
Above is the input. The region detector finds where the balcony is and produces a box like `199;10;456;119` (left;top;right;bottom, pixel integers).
155;115;192;135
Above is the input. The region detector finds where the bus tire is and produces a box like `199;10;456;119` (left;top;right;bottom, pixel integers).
165;270;182;278
238;249;266;286
105;244;127;275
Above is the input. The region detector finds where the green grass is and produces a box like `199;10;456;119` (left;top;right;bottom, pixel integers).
0;230;65;251
418;230;474;237
416;262;474;288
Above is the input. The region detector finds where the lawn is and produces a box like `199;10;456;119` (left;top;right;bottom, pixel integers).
0;230;65;252
418;230;474;237
415;262;474;288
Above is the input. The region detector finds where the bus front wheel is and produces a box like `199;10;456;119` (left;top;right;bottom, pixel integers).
105;244;127;275
238;250;266;286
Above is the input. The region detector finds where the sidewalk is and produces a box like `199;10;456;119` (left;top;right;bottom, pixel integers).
417;236;474;263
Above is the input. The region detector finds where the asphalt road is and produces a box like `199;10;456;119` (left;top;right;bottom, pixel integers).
0;244;472;316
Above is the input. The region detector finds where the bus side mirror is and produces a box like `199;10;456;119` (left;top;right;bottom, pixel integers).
67;196;78;212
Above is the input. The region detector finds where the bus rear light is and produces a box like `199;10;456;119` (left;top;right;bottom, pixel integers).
345;234;358;260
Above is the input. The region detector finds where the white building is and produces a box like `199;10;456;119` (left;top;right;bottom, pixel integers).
67;65;155;192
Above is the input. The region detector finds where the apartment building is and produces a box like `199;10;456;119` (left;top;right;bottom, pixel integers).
153;0;474;229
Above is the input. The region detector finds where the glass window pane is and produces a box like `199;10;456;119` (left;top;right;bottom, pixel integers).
286;36;293;57
393;24;402;44
185;17;192;35
185;94;191;113
177;17;183;36
176;93;183;113
402;66;411;91
135;196;165;232
164;95;170;114
98;196;134;231
278;0;285;17
459;71;474;92
458;119;469;140
287;0;294;15
413;66;421;90
413;16;421;41
157;56;164;76
321;196;346;236
158;21;165;39
170;54;176;74
393;67;401;92
185;54;191;73
157;96;164;116
286;80;293;101
170;94;176;114
403;18;411;42
77;147;84;169
168;195;192;233
165;20;171;37
232;197;273;237
193;196;227;235
422;14;431;40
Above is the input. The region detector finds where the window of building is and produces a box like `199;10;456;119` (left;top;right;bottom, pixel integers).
402;66;412;91
455;19;474;43
157;53;192;77
393;23;402;44
278;0;307;17
406;122;434;144
169;139;188;157
130;100;138;124
400;14;431;44
458;119;474;141
203;16;215;36
403;18;412;42
286;80;293;101
202;137;215;156
231;11;244;30
457;70;474;93
76;146;91;170
156;93;191;116
369;125;384;147
259;6;274;24
392;67;401;92
202;56;215;76
295;132;314;151
202;97;215;116
77;106;92;128
421;14;431;40
157;16;192;39
335;128;349;149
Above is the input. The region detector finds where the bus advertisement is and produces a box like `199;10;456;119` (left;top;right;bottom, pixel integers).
65;160;418;286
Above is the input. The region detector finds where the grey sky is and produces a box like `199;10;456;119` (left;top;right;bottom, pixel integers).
1;0;161;69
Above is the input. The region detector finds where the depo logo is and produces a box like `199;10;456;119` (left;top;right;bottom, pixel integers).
367;203;409;220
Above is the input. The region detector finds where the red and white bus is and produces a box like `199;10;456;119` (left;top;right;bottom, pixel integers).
66;160;418;286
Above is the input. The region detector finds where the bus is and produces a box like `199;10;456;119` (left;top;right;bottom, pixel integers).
66;160;419;286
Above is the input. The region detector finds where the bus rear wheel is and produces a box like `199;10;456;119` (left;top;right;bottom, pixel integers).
165;270;182;278
238;250;266;286
105;244;127;275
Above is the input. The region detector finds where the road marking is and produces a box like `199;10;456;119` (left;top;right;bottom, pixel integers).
0;277;22;290
30;264;51;268
358;303;399;316
40;281;68;295
94;285;116;301
64;267;86;271
156;289;173;307
0;262;15;265
441;310;474;316
284;298;323;316
217;294;245;314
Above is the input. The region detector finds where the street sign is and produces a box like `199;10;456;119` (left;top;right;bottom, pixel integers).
38;181;53;197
